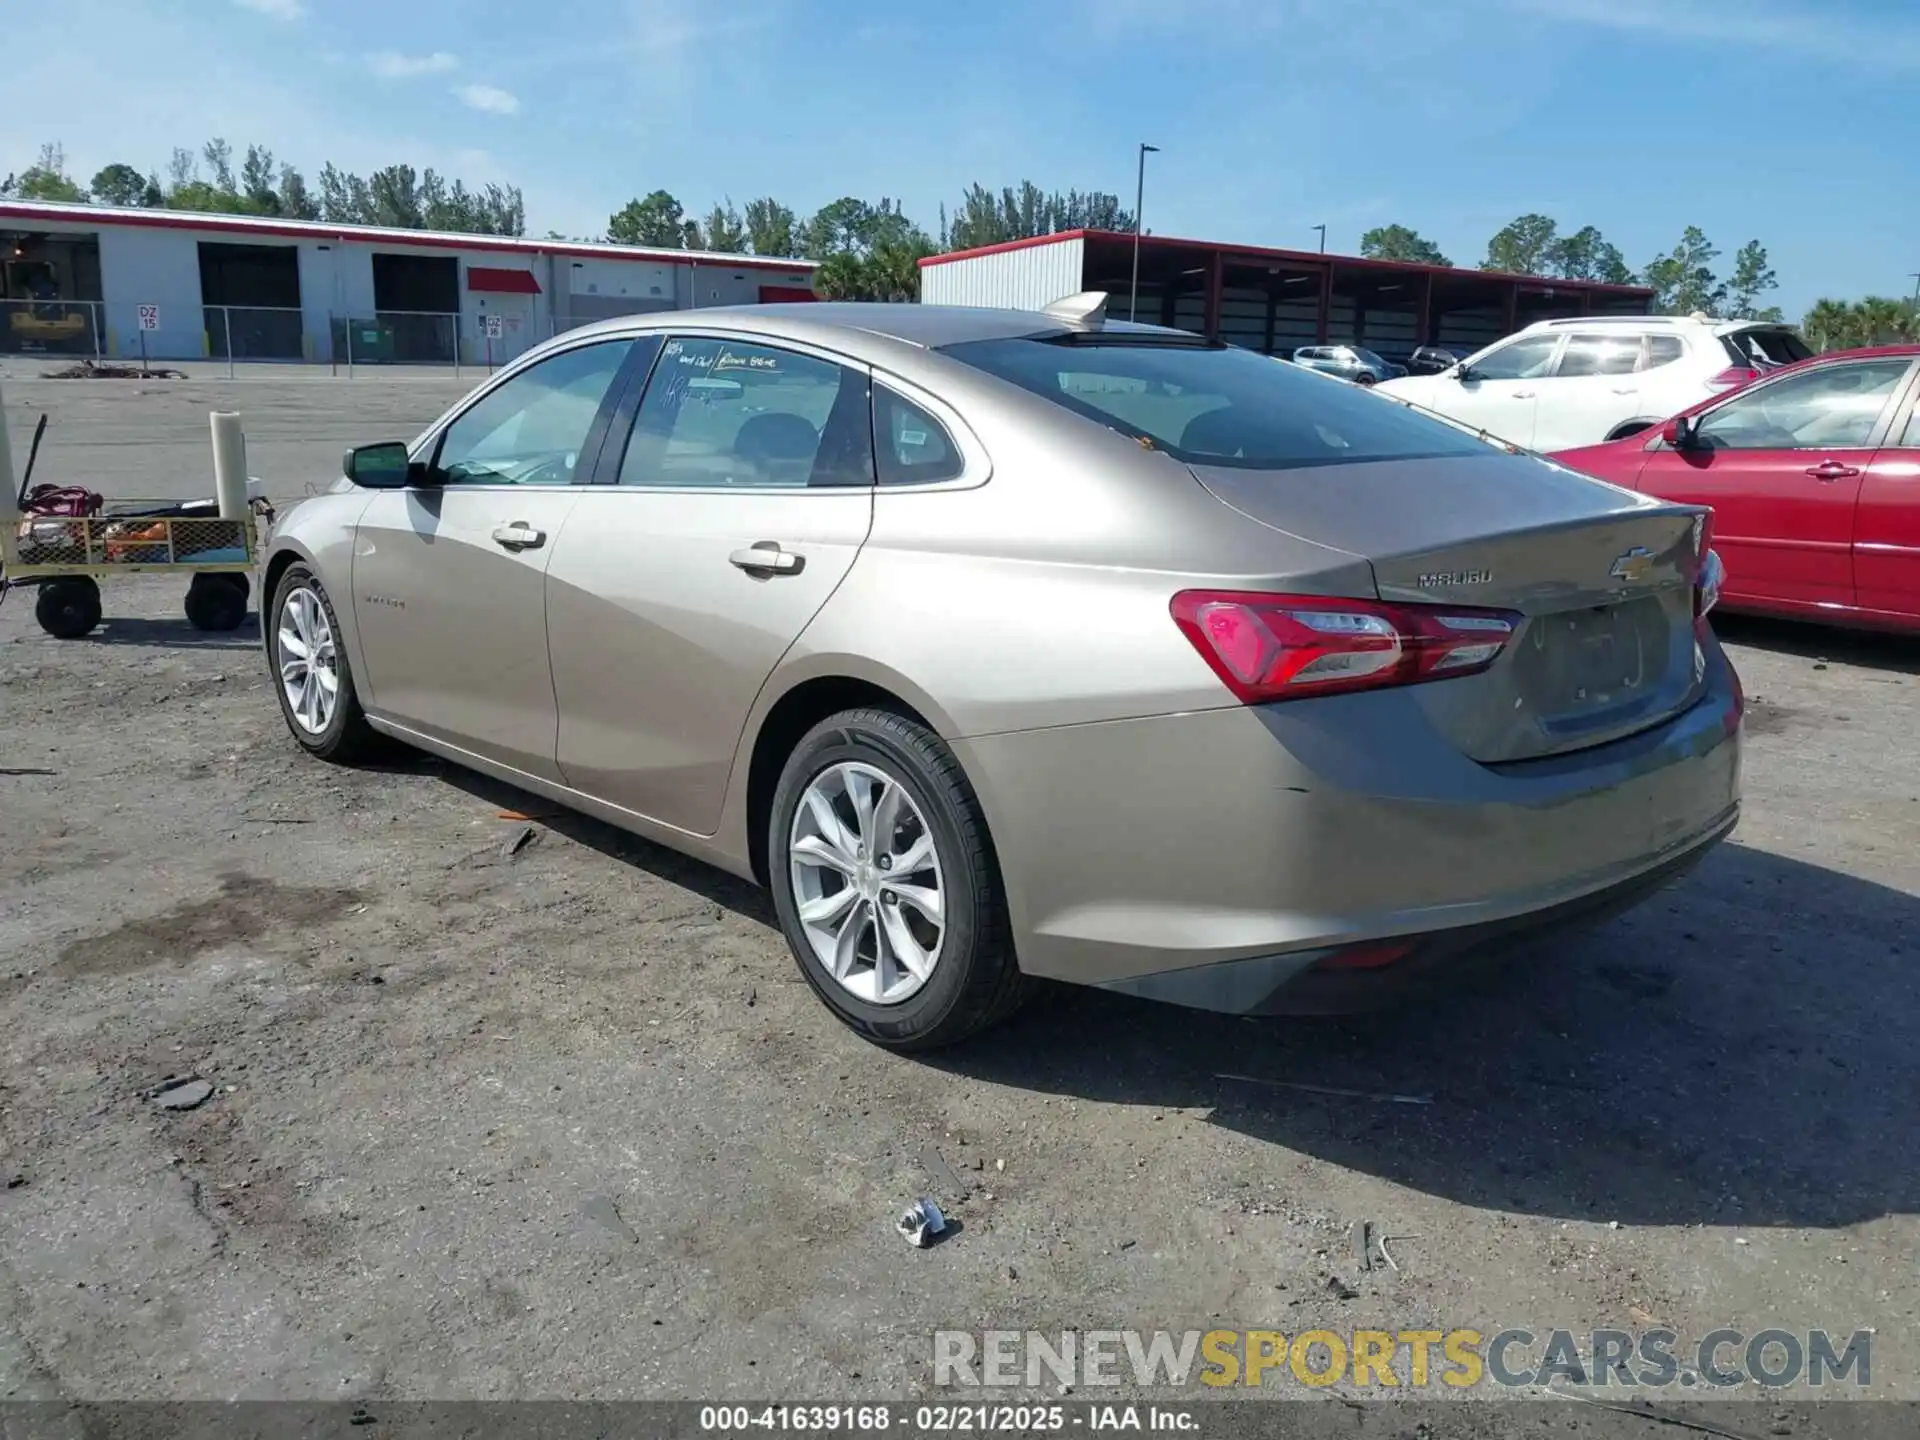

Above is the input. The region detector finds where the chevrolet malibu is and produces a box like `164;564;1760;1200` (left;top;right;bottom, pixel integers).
262;296;1742;1050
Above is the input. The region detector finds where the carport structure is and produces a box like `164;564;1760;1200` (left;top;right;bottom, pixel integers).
919;230;1654;361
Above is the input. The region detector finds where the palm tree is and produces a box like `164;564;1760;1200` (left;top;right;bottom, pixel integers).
1853;297;1913;346
1799;298;1858;353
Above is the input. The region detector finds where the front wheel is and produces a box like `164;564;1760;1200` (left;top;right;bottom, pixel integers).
1353;372;1377;387
768;708;1029;1051
267;563;378;762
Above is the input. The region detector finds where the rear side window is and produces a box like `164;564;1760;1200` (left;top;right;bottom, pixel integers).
616;337;873;488
1555;335;1641;377
1722;328;1814;369
1640;335;1685;371
941;337;1493;470
874;385;964;485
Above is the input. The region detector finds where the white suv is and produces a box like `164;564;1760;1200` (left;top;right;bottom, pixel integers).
1374;314;1813;452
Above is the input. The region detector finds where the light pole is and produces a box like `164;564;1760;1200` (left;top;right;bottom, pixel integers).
1130;142;1159;322
1313;224;1326;253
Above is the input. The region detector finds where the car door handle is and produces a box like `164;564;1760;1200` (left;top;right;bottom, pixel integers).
729;543;804;575
491;522;546;550
1610;386;1638;395
1510;390;1535;399
1805;461;1861;481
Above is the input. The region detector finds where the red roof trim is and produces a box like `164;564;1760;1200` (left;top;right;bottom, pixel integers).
917;230;1089;267
0;201;818;274
921;226;1654;295
467;266;541;294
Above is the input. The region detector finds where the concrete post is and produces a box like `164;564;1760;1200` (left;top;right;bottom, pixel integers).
210;412;249;521
0;377;18;524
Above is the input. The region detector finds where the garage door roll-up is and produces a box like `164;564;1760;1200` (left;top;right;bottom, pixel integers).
467;267;542;294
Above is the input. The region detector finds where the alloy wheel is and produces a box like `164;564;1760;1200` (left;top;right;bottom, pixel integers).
788;761;946;1005
277;586;340;735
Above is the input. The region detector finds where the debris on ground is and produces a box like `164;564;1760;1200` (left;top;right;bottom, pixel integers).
144;1076;215;1111
580;1194;638;1245
40;361;188;380
897;1196;947;1248
1324;1274;1359;1301
1377;1233;1418;1273
5;1172;24;1190
1352;1219;1373;1272
920;1144;968;1201
1216;1073;1434;1106
500;824;539;859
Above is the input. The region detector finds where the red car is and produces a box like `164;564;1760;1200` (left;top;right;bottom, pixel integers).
1554;345;1920;634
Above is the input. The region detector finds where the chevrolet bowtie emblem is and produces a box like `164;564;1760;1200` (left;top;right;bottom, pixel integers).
1609;546;1655;582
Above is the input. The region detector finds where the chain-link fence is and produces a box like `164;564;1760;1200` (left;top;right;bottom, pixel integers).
0;298;104;358
204;305;306;368
329;312;463;373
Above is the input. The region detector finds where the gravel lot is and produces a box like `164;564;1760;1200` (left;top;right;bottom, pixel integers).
3;377;1919;1422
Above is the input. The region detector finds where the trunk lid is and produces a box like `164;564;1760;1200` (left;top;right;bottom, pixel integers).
1188;451;1707;764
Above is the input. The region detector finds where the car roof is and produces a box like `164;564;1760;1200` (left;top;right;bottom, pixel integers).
551;301;1183;355
1520;313;1800;337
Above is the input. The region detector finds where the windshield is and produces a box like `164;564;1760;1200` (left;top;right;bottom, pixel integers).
940;337;1497;470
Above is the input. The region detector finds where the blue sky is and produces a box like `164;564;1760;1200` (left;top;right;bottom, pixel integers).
5;0;1917;316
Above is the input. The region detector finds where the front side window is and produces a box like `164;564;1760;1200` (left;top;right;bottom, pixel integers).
941;336;1494;470
432;340;633;485
1555;334;1641;377
1693;359;1913;451
874;385;965;485
1468;334;1560;381
617;337;872;488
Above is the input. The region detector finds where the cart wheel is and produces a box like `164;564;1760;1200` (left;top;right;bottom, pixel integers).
36;577;103;639
184;573;250;632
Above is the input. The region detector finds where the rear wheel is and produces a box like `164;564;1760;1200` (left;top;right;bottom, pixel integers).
1605;420;1656;441
184;573;249;631
1353;372;1377;387
34;577;101;639
268;563;377;762
768;708;1028;1051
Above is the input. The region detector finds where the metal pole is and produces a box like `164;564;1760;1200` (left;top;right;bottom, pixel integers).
0;376;18;526
224;307;235;380
451;313;460;379
91;301;102;364
1130;142;1157;323
1313;225;1327;254
346;318;354;379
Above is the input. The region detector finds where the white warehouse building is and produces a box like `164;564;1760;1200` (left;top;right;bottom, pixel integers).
0;200;819;368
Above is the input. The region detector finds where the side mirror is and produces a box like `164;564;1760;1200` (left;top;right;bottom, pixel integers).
343;441;417;489
1453;363;1476;382
1662;416;1696;449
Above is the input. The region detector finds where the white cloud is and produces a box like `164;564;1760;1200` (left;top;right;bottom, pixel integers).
367;50;459;79
455;83;521;116
1500;0;1920;70
233;0;305;19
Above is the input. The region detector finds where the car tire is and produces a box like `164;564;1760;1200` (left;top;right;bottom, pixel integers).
768;707;1029;1051
267;563;378;762
34;577;102;639
1354;372;1377;387
184;573;250;631
1604;420;1657;441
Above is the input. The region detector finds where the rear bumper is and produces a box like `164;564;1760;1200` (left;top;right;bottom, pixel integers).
952;638;1742;1002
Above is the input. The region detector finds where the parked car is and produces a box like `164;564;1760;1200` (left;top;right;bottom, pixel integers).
263;295;1740;1049
1377;314;1814;451
1407;345;1467;376
1291;345;1400;385
1554;345;1920;634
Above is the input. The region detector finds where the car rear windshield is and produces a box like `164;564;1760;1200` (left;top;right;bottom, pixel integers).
939;337;1494;470
1723;327;1814;368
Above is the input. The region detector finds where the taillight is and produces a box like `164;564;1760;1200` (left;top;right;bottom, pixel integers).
1170;591;1519;703
1706;366;1760;391
1691;512;1723;620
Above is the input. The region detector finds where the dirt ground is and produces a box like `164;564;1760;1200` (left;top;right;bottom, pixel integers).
4;377;1920;1423
2;568;1916;1415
